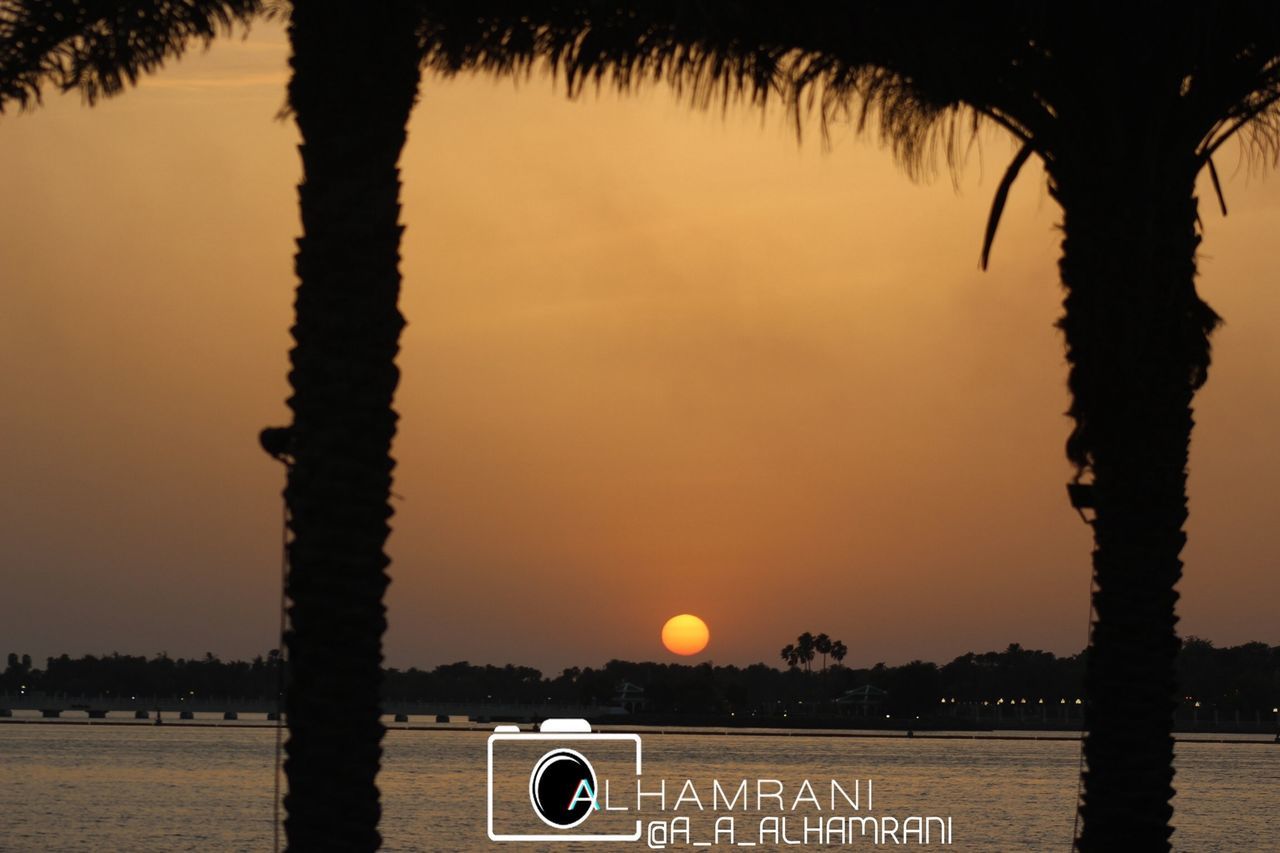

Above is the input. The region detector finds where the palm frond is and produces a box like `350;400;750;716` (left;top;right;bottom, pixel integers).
0;0;263;113
981;142;1033;270
414;2;1050;180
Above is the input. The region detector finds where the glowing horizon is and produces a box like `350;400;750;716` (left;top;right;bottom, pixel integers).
2;23;1278;675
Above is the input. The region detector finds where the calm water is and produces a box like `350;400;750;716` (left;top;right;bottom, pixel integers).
1;723;1275;851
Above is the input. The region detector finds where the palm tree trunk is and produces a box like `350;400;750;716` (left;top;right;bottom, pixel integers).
1050;150;1219;851
283;3;420;850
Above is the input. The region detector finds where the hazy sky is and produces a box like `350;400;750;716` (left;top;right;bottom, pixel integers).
2;24;1278;675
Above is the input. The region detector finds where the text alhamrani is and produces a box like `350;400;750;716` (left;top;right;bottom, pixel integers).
593;778;954;846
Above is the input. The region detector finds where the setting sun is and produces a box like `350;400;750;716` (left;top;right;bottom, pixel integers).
661;614;710;656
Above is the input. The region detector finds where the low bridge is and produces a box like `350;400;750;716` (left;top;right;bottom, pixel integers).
0;693;625;722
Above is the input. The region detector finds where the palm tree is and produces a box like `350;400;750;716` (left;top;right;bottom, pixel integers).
795;632;817;673
3;2;418;849
815;633;832;671
780;643;799;669
420;5;1280;848
0;1;262;110
830;640;848;667
278;2;420;850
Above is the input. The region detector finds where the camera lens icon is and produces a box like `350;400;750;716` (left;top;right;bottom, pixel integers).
529;748;597;829
488;719;640;842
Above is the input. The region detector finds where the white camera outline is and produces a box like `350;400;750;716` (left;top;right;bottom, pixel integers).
487;721;642;842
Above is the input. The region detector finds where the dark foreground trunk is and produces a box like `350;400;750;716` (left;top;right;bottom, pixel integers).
1052;151;1219;851
283;3;420;850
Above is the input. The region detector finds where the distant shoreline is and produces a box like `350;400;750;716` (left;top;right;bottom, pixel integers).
3;717;1275;744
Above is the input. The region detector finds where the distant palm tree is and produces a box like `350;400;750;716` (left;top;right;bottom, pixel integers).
815;633;832;671
780;644;799;669
830;640;848;667
420;6;1280;848
796;632;816;673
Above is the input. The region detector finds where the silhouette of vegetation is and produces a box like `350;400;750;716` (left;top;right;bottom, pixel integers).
831;640;848;666
4;3;411;849
0;1;263;112
6;639;1275;725
815;633;832;670
780;631;847;672
1;650;283;699
795;632;815;671
273;5;422;851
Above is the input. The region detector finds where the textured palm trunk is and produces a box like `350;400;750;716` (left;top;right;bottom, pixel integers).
1051;149;1219;851
283;3;420;850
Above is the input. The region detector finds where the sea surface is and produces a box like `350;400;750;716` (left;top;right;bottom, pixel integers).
1;721;1275;851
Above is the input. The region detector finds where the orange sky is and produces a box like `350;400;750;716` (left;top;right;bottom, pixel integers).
2;24;1277;674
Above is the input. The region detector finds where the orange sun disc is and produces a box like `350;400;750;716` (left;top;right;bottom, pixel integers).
661;614;710;656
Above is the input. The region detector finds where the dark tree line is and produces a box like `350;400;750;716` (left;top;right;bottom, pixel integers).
1;651;283;699
6;639;1275;719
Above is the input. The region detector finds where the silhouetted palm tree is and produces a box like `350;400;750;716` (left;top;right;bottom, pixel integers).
815;633;832;671
420;6;1280;848
0;1;262;110
278;2;420;850
830;640;848;667
795;632;817;673
780;643;799;669
3;2;417;849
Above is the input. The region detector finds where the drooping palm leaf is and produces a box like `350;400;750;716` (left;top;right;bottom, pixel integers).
0;0;263;111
